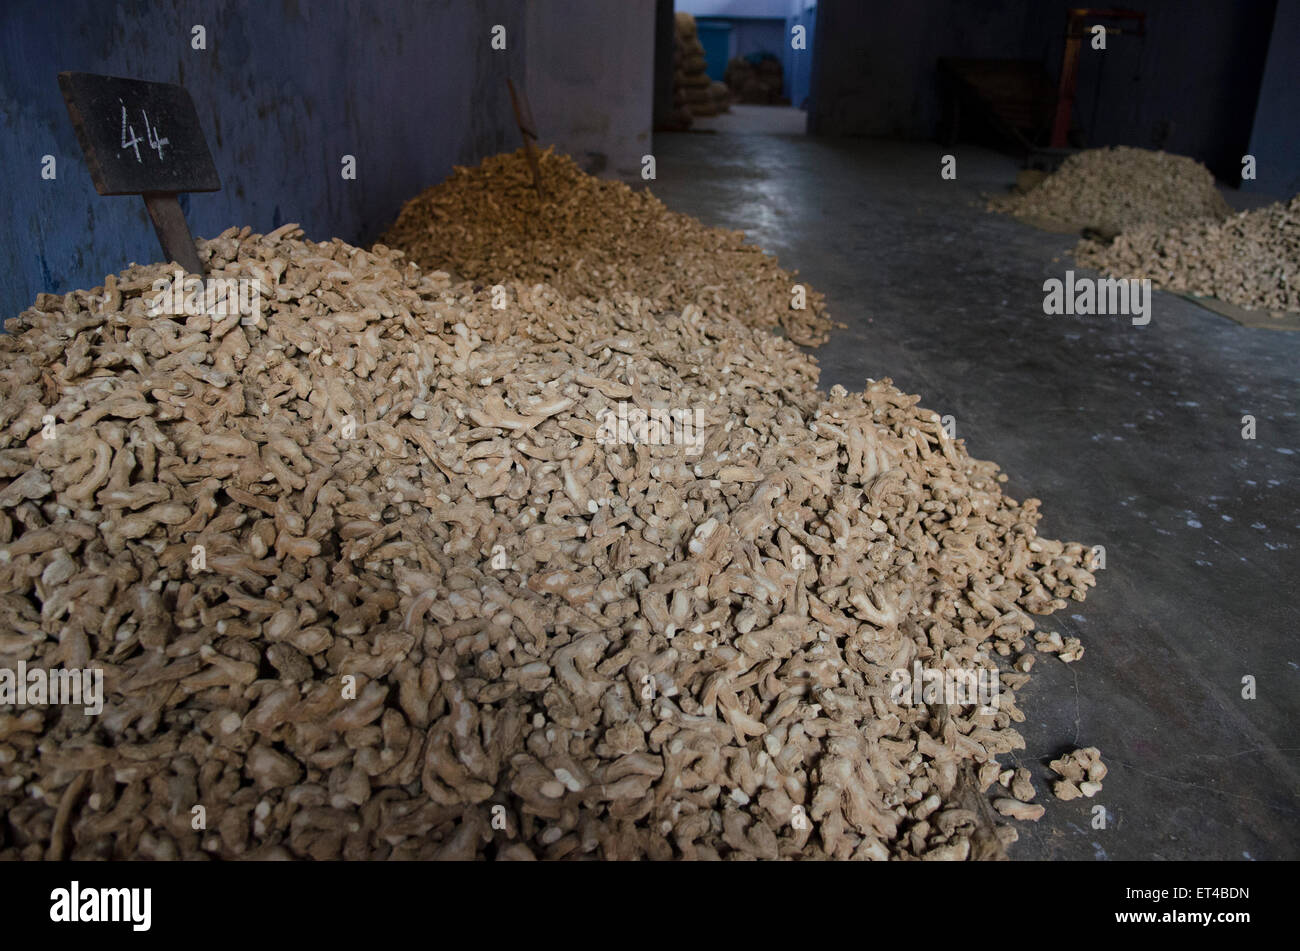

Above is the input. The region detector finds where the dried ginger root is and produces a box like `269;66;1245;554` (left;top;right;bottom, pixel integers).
1077;195;1300;314
0;226;1097;861
379;147;833;346
1049;747;1107;801
988;146;1230;236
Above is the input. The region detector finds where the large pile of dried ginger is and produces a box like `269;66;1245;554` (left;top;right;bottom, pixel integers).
0;158;1099;860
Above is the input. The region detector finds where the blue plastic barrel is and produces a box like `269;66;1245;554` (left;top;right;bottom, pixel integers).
695;20;732;83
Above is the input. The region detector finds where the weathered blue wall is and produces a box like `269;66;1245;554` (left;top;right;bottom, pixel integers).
808;0;1030;138
808;0;1281;184
0;0;524;318
728;19;785;64
785;1;816;111
1019;0;1277;182
1244;0;1300;197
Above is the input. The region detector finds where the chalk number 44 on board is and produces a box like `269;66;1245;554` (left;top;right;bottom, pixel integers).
119;100;169;162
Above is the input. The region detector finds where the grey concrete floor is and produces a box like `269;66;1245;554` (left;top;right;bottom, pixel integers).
689;104;808;135
650;132;1300;861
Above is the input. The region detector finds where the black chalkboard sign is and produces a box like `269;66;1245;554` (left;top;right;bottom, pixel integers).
59;72;220;274
58;71;220;195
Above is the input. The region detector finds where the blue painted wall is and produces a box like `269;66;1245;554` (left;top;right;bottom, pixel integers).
808;0;1282;185
785;2;816;110
1244;0;1300;197
729;18;785;63
692;17;792;95
809;0;1030;139
1019;0;1277;182
0;0;525;319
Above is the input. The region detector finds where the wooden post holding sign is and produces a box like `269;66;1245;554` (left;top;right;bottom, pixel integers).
506;77;544;197
58;72;221;276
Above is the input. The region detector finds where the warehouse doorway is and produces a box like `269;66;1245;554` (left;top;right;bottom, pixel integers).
654;0;818;135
